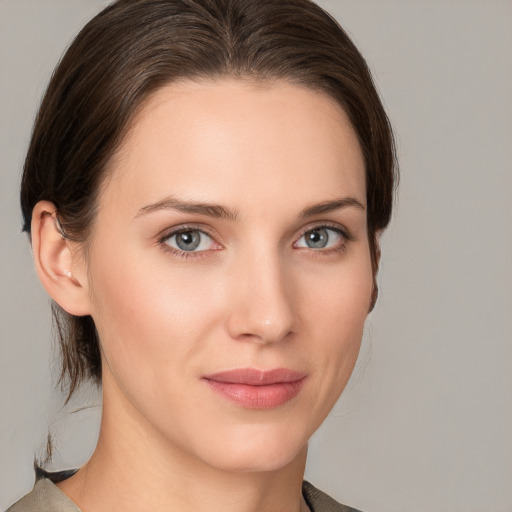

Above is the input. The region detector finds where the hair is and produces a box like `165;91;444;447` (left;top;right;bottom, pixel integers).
21;0;398;400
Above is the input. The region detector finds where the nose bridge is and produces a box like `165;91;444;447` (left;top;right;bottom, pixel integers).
226;244;296;344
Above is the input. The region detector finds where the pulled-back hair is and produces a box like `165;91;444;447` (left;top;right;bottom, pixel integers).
21;0;397;399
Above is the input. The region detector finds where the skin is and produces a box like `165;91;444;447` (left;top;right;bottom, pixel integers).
32;79;373;512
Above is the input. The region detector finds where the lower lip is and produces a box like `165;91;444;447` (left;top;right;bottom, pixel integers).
204;378;306;409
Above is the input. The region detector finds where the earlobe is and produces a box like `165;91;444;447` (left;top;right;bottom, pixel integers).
31;201;92;316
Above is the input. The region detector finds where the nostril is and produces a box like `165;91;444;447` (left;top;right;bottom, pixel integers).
230;316;295;345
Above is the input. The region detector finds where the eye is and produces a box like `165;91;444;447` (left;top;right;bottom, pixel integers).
294;226;346;250
163;229;216;253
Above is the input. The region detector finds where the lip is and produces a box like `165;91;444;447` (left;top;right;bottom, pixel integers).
202;368;307;409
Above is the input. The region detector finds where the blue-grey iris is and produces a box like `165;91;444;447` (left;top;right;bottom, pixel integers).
175;230;201;251
305;228;329;249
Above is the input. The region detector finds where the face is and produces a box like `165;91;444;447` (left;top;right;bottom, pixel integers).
82;79;372;473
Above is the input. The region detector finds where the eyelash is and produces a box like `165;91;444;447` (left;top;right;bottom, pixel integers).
294;223;353;255
158;224;219;259
157;223;353;259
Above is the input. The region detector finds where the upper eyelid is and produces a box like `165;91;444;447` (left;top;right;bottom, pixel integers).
296;222;353;241
158;223;217;241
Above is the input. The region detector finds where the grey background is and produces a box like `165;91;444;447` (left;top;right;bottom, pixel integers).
1;1;511;511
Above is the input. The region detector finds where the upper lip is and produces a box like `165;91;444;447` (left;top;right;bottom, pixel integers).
203;368;307;385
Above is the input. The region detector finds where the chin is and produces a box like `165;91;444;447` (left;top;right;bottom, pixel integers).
189;421;310;474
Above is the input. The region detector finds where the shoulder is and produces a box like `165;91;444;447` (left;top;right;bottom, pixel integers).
6;479;80;512
302;481;363;512
8;477;359;512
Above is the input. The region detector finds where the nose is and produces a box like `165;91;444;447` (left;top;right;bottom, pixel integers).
226;250;296;344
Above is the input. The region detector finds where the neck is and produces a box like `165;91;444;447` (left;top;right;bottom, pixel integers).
57;376;310;512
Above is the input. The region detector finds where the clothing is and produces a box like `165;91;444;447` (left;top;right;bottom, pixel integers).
302;481;362;512
7;476;362;512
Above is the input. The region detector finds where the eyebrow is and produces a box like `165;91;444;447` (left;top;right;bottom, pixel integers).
135;197;239;221
135;196;364;221
300;197;365;217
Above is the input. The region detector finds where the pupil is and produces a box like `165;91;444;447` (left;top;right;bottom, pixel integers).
307;229;328;248
176;231;200;251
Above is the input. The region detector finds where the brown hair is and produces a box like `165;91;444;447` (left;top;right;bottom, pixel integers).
21;0;398;399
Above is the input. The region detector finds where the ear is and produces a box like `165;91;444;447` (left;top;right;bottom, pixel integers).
31;201;92;316
368;231;382;313
373;230;383;272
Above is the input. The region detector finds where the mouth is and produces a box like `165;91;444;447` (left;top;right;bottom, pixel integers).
202;368;307;409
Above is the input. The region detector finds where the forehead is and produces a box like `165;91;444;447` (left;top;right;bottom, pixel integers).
102;78;366;215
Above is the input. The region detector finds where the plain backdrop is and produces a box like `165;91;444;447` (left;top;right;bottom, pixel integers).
1;1;511;511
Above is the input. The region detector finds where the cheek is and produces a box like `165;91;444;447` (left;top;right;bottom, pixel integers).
87;245;222;383
303;253;372;340
298;254;373;406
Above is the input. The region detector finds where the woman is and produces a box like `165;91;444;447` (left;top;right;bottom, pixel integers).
8;0;397;511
